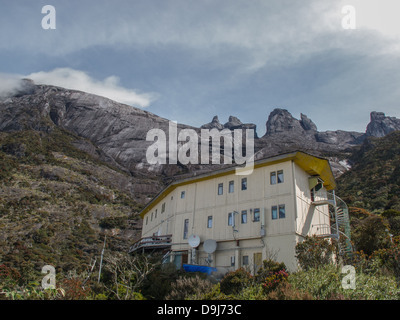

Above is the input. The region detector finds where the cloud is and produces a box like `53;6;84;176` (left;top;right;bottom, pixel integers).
0;73;26;98
26;68;156;107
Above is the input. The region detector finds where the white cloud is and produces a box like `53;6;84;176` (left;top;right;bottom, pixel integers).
26;68;156;107
0;73;26;98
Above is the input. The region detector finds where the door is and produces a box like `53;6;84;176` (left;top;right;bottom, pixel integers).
254;252;262;274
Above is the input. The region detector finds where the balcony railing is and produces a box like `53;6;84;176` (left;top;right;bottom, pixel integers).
129;234;172;253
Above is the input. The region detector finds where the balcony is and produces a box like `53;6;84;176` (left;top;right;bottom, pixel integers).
311;190;335;206
129;234;172;254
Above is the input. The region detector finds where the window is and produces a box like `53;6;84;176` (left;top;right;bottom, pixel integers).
151;212;154;221
272;206;278;220
183;219;189;239
270;170;284;184
181;191;185;199
155;209;157;219
231;256;235;267
277;170;284;183
272;205;285;219
218;183;223;195
243;255;249;266
161;203;166;213
146;216;148;225
241;210;247;224
270;172;277;185
228;212;234;226
207;216;213;228
241;178;247;190
279;204;286;219
253;208;260;222
229;181;234;193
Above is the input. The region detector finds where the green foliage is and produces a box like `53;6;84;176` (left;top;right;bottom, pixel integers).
166;275;214;300
0;129;144;282
261;270;289;293
192;283;233;300
289;264;400;300
99;216;128;229
219;268;253;295
266;282;313;300
255;259;287;282
140;262;183;300
337;131;400;212
295;236;336;270
350;211;391;255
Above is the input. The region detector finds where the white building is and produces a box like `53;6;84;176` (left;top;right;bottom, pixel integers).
131;151;350;272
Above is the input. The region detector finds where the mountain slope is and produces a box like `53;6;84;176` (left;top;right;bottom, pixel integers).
336;131;400;212
0;128;148;281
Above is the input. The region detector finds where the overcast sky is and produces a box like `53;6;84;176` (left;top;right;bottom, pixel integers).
1;0;400;136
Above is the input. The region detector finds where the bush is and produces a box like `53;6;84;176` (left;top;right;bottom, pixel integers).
289;264;400;300
261;270;289;293
254;259;289;294
295;235;336;270
166;275;214;300
266;282;313;300
219;268;253;295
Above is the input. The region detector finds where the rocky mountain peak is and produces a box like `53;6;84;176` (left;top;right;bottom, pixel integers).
224;115;243;129
300;113;317;131
366;111;400;137
265;108;304;135
200;115;224;130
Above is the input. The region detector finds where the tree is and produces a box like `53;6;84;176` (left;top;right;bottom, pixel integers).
103;252;155;300
295;236;336;270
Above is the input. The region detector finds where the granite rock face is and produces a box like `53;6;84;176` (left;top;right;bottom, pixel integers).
200;116;224;130
1;81;399;181
366;111;400;137
266;108;305;135
259;108;364;156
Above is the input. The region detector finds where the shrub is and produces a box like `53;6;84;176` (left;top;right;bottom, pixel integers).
295;235;336;270
261;269;289;293
192;283;233;300
166;275;214;300
219;268;253;295
289;264;400;300
266;282;313;300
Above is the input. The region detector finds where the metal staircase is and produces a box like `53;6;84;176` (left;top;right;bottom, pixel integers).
312;190;353;259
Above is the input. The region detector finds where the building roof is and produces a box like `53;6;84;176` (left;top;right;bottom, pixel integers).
139;151;336;218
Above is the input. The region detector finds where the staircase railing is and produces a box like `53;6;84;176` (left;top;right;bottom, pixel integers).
312;190;353;258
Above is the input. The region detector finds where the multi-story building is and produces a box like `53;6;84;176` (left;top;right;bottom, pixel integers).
131;151;350;273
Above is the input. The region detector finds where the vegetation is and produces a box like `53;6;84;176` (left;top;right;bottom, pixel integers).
1;124;400;300
0;129;144;289
337;131;400;212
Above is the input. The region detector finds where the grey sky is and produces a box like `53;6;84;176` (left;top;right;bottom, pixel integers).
1;0;400;136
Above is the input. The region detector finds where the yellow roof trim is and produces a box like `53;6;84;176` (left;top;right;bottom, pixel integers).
139;151;335;218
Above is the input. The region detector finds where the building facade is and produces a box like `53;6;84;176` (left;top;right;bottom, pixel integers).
133;151;339;272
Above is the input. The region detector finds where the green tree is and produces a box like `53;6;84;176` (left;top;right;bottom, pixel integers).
295;235;336;270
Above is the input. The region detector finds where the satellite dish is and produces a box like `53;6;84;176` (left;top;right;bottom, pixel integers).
203;239;217;254
188;235;200;248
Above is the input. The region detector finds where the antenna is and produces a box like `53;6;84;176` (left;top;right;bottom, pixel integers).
203;239;217;266
188;235;200;264
188;234;200;248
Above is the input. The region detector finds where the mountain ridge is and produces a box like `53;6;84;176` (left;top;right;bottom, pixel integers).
2;80;400;180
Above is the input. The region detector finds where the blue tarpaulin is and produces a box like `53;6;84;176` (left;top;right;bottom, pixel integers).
182;264;217;275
